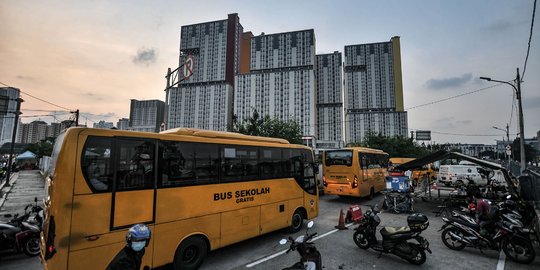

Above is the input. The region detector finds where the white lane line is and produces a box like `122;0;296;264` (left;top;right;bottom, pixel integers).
496;250;506;270
245;222;355;268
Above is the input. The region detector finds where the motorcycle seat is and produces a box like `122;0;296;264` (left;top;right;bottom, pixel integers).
380;226;411;237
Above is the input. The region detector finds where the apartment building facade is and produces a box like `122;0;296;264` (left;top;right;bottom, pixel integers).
129;99;166;133
167;13;243;131
315;52;343;143
0;87;20;147
343;36;408;143
234;29;317;136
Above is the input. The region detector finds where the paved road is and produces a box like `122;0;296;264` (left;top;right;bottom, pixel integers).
1;172;539;269
0;170;45;269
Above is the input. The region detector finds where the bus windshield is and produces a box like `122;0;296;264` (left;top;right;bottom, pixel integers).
325;150;352;166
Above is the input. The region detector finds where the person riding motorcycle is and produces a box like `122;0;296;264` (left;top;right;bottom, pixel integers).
106;224;151;270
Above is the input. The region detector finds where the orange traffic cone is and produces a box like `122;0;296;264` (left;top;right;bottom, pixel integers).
335;209;348;230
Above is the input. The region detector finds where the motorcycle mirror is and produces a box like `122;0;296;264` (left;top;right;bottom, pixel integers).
307;221;314;228
34;197;38;203
279;239;288;245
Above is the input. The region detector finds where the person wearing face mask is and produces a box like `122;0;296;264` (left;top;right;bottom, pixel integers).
106;224;151;270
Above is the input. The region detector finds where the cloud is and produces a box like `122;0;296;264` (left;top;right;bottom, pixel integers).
456;120;472;125
425;73;473;90
83;92;104;101
523;96;540;109
132;47;157;65
483;19;526;33
16;75;35;81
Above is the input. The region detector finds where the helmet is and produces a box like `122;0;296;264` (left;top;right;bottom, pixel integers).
126;224;151;248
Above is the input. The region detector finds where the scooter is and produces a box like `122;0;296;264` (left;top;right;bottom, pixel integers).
280;220;322;270
353;205;431;265
0;198;42;257
440;203;536;264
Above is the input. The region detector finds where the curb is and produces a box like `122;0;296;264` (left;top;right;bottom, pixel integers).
0;172;19;210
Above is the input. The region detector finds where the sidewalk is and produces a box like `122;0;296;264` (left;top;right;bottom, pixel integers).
0;170;45;222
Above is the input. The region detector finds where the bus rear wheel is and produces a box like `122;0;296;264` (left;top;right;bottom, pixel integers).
173;236;208;270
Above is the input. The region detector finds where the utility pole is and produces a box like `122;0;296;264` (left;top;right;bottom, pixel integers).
73;109;79;126
516;68;526;173
480;67;527;173
4;97;23;187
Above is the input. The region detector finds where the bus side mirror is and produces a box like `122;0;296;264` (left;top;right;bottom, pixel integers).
313;163;319;174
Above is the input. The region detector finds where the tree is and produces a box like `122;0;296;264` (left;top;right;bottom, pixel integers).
25;138;54;158
348;132;431;158
232;110;303;144
511;138;537;164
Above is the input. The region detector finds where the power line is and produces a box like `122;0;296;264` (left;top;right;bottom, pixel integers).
405;84;501;110
522;0;537;80
0;81;73;111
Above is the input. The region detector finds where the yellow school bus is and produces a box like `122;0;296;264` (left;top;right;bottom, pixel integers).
322;147;389;198
40;127;319;270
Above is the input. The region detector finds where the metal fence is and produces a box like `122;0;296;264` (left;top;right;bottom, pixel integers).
510;161;540;209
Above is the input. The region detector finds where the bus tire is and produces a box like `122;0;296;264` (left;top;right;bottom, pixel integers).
173;235;208;270
289;208;304;233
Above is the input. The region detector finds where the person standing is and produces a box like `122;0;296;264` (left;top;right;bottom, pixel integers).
106;224;151;270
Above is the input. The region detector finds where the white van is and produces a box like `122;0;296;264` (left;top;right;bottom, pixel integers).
437;165;488;187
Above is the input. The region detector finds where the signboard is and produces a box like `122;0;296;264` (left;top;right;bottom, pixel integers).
183;55;194;80
0;95;9;116
415;130;431;141
506;150;512;156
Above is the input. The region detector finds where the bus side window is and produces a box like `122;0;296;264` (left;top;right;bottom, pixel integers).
221;146;258;182
81;136;112;192
160;141;219;187
116;140;155;190
260;148;283;179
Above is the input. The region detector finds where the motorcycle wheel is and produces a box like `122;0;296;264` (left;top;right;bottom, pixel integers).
405;244;426;265
23;236;41;257
441;227;466;250
353;230;370;249
501;236;536;264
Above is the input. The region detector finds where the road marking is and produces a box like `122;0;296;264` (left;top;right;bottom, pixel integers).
245;222;355;268
496;250;506;270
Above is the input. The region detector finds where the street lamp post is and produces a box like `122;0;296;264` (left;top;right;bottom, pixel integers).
493;125;510;169
480;68;526;173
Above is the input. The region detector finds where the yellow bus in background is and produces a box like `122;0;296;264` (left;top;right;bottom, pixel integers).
322;147;389;198
389;157;437;182
40;127;319;270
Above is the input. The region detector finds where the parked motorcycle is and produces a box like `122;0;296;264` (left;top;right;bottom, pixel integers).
353;205;431;265
280;220;322;270
0;198;42;257
440;203;536;264
381;191;415;214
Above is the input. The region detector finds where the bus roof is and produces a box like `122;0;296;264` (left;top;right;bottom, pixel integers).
160;128;290;144
331;147;388;155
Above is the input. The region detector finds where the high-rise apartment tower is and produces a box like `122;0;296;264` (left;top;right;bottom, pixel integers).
343;36;408;143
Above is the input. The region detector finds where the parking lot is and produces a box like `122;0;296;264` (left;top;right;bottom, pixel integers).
1;173;539;270
199;192;540;270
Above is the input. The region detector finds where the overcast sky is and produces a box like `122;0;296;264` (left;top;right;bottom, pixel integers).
1;0;538;145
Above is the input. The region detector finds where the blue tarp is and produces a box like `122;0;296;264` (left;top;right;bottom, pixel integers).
15;150;37;160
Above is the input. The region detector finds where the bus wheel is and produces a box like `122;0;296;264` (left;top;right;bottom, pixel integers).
173;236;208;270
289;209;304;233
368;187;375;200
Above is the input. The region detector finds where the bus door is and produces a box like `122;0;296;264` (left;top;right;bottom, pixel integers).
111;138;157;229
358;153;370;196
